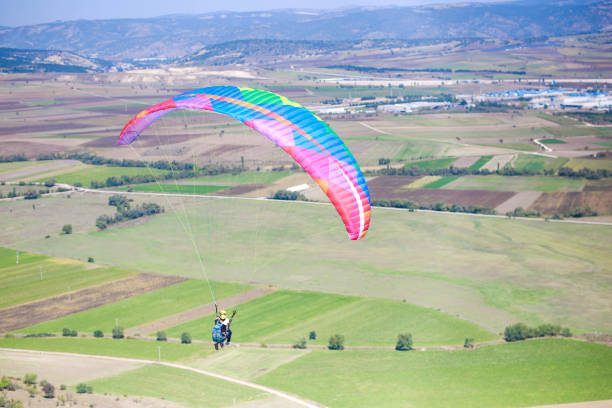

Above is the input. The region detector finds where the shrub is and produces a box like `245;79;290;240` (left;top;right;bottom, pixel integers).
23;373;37;385
112;326;124;339
62;327;72;336
87;257;94;263
181;332;192;344
24;190;40;200
156;331;167;342
60;384;67;390
561;327;572;337
395;333;413;351
71;329;78;337
0;376;16;391
328;334;345;350
61;224;72;235
76;383;93;394
464;337;475;349
293;337;307;349
44;180;55;188
42;382;55;398
93;330;104;338
309;331;317;340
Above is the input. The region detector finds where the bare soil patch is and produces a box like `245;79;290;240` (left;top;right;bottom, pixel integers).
0;348;143;385
495;191;543;214
213;183;268;196
0;273;187;333
126;286;274;336
453;156;480;168
481;154;515;171
0;141;67;158
83;133;195;148
0;123;97;136
529;191;612;215
367;176;423;198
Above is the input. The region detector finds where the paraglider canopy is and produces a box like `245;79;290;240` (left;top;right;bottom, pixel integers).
118;86;371;240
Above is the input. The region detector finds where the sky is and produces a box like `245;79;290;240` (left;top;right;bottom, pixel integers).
1;0;509;27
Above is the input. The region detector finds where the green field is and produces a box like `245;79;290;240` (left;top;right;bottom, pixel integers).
187;171;293;184
90;365;268;408
0;161;45;175
566;158;612;172
257;340;612;408
17;279;249;334
34;165;172;186
0;247;135;309
9;192;612;334
124;183;229;194
469;155;493;170
443;175;585;192
0;337;210;362
423;176;459;189
165;291;496;346
512;155;569;172
404;157;457;170
540;138;566;144
478;143;538;151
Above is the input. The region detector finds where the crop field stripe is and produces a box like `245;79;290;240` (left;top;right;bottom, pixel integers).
468;155;493;170
15;279;250;334
423;176;459;189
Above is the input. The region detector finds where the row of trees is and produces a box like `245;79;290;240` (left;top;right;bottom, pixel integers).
368;161;611;179
96;195;164;230
504;322;572;342
373;198;496;215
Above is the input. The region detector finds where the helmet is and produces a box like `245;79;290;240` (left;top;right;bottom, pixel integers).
220;310;227;318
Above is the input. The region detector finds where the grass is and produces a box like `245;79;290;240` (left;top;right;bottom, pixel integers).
17;279;250;334
423;176;459;189
188;171;293;184
164;290;358;342
0;247;135;309
12;194;612;334
34;165;171;186
257;339;612;408
120;184;229;195
443;175;585;192
468;155;493;170
512;155;554;172
404;157;457;170
164;291;496;347
566;158;612;172
89;365;268;408
0;337;210;363
478;143;538;151
539;138;566;144
0;161;45;175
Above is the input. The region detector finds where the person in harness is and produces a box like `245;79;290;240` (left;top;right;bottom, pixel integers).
212;308;235;350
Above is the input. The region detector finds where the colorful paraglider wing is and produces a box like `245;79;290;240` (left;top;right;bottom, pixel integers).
118;86;371;240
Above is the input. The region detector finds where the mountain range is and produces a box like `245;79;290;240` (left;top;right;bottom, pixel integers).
0;0;610;61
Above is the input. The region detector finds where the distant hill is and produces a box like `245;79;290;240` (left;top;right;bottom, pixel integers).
0;1;609;61
0;48;111;73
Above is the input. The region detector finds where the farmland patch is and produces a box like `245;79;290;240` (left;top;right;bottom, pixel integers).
2;273;185;333
529;191;612;215
423;176;459;189
443;175;584;193
17;279;248;335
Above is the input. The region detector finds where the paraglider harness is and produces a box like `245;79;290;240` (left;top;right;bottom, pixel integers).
212;305;236;345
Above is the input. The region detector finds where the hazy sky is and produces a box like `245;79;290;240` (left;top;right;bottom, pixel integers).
1;0;507;27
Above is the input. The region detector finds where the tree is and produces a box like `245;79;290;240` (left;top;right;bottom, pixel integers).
61;224;72;235
309;331;317;340
23;373;37;385
156;331;167;341
464;337;475;349
93;330;104;338
62;328;72;337
76;383;93;394
395;333;413;351
181;332;192;344
328;334;345;350
42;382;55;398
112;326;124;339
293;337;307;349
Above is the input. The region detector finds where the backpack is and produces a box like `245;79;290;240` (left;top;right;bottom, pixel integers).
212;321;225;343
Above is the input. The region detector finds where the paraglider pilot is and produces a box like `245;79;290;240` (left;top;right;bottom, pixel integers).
212;306;235;350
